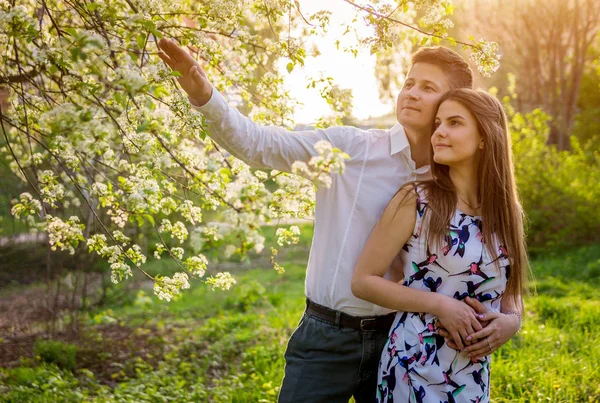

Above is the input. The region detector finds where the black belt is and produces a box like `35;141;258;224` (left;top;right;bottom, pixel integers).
305;298;395;332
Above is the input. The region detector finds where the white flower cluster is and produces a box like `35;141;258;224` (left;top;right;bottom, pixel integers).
292;140;350;188
10;192;42;219
254;170;269;181
116;67;148;94
153;272;191;302
125;244;147;266
158;219;189;243
107;208;129;228
418;0;454;31
170;247;184;260
270;172;315;219
153;243;167;259
38;170;65;207
86;233;139;283
110;262;133;284
470;39;501;77
183;255;208;277
112;230;131;246
46;215;85;255
177;200;203;225
5;0;455;303
275;226;301;246
205;272;236;291
87;234;108;253
119;169;162;212
0;5;38;38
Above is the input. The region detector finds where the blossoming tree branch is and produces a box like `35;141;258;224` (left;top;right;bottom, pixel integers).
0;0;500;301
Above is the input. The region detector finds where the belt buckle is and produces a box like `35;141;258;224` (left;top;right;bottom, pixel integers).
360;317;376;331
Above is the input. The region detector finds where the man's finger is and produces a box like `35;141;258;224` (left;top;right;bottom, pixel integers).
167;39;197;65
193;60;208;79
190;66;206;86
158;38;181;63
465;296;488;314
446;340;458;350
459;328;472;346
471;315;484;332
451;331;464;350
158;51;176;69
437;328;450;338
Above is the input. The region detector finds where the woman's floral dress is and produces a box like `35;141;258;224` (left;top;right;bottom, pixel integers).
376;188;509;403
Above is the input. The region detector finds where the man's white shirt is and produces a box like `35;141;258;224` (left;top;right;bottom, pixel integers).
193;88;431;316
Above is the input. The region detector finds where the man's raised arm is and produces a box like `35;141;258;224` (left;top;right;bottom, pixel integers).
157;38;357;172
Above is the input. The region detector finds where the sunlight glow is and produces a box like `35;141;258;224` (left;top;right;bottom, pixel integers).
278;1;398;124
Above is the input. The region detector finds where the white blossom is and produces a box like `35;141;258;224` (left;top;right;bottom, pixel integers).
153;273;191;301
10;193;42;218
205;272;236;291
110;262;133;284
170;247;184;260
46;216;85;255
276;226;301;246
183;255;208;277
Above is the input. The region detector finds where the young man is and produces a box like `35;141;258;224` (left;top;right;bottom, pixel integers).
158;40;520;402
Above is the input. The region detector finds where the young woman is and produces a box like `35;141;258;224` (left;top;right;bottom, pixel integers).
352;89;527;403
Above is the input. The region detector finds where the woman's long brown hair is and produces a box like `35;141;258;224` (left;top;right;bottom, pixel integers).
403;89;528;311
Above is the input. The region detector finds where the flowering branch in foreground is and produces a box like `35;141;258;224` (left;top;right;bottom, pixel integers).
1;0;499;301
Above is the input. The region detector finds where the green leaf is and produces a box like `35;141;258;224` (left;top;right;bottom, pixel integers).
421;37;428;46
144;214;155;226
286;62;294;73
136;33;147;51
137;120;152;133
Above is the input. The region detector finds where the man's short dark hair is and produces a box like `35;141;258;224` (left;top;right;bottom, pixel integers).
411;47;473;89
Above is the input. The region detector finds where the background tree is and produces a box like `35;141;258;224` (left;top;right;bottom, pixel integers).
571;41;600;151
456;0;600;150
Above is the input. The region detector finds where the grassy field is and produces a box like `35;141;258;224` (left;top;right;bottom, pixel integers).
0;225;599;402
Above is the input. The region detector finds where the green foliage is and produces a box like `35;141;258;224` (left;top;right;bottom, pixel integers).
1;244;600;402
33;340;78;372
224;279;269;312
505;95;600;249
572;55;600;152
0;365;87;402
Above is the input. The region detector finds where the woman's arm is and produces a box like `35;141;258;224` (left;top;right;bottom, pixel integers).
351;187;484;349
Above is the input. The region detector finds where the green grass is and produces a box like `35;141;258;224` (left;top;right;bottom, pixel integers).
1;229;599;402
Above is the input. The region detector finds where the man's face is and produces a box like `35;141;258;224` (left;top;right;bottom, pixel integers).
396;62;451;133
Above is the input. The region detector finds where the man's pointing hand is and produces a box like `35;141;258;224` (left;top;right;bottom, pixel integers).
158;38;212;107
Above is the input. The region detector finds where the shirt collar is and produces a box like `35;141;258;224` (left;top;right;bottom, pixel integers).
389;123;432;175
389;123;410;155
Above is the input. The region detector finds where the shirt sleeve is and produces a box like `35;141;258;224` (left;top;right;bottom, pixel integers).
190;87;364;172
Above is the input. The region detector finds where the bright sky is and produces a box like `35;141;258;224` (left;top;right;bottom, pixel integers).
277;1;397;124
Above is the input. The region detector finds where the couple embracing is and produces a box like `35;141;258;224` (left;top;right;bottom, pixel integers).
158;40;526;403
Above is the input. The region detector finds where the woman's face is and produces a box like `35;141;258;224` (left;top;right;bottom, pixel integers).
431;100;483;168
